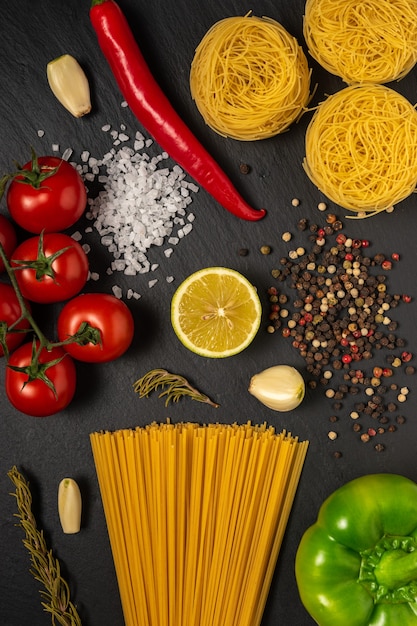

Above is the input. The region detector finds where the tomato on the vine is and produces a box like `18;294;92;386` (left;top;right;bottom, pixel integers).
57;293;135;363
11;232;89;303
5;153;86;233
0;283;31;356
5;342;77;417
0;213;17;273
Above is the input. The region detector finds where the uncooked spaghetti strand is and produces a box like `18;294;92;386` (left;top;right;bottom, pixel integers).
254;438;309;626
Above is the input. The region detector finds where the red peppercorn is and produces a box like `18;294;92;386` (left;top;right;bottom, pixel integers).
402;294;412;303
368;428;377;437
352;239;362;249
336;234;347;245
317;228;326;238
352;330;362;339
342;354;352;364
367;329;374;337
351;353;362;362
373;366;383;378
391;252;400;261
282;328;291;338
340;337;349;347
355;370;364;379
345;253;354;261
382;368;393;377
350;344;359;354
304;313;313;323
381;260;392;270
298;318;306;326
401;351;413;362
361;239;370;248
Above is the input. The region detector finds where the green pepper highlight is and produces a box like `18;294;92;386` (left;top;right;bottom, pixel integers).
295;474;417;625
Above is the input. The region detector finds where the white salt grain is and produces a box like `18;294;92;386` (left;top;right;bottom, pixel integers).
148;279;158;288
62;148;73;161
112;285;123;298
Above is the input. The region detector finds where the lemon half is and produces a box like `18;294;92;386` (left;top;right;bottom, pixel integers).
171;267;262;358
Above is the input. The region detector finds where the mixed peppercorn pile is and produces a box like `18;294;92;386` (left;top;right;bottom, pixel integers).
265;212;414;454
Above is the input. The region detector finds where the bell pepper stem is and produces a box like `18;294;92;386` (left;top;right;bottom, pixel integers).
375;547;417;590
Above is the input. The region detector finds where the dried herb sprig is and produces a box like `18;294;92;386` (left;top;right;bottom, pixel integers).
133;368;219;408
8;466;82;626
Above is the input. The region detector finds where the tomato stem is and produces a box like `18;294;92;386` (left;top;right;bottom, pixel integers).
11;230;72;281
0;242;51;348
0;241;103;358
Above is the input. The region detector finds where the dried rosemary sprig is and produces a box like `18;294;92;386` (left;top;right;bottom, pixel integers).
8;466;82;626
133;368;219;408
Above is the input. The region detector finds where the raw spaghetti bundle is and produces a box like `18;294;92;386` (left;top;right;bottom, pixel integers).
90;421;308;626
304;84;417;217
190;14;311;140
303;0;417;85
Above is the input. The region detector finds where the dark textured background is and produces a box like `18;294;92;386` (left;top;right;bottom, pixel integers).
1;1;417;624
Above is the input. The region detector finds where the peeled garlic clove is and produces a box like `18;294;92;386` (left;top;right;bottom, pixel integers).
47;54;91;118
248;364;305;411
58;478;82;534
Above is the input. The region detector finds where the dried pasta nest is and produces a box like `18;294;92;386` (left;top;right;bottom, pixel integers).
303;0;417;85
304;84;417;217
190;14;312;141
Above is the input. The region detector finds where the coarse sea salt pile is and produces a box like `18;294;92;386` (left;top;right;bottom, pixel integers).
47;121;198;299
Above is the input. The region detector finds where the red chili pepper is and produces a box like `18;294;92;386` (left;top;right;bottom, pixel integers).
89;0;266;222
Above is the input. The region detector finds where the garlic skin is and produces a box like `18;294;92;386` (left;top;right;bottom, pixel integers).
248;365;305;411
58;478;82;534
47;55;91;118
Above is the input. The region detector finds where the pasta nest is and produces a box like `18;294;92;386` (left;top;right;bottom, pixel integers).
190;14;311;141
304;84;417;217
303;0;417;85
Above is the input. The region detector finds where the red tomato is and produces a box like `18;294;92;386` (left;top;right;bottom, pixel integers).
6;156;86;233
5;342;77;417
57;293;134;363
0;283;31;356
0;214;17;273
11;233;89;303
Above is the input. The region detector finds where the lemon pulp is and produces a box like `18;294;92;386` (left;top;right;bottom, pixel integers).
171;267;262;358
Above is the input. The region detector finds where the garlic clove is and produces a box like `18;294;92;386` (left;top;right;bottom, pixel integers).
248;364;305;411
47;54;91;118
58;478;82;534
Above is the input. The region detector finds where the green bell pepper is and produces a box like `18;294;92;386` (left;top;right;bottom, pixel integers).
295;474;417;626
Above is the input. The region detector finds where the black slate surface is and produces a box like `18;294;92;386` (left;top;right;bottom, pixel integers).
1;1;417;625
